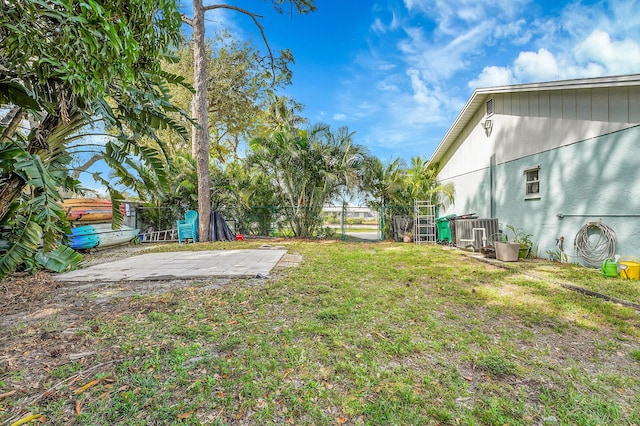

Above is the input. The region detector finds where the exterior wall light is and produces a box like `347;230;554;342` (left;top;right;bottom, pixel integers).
482;119;493;136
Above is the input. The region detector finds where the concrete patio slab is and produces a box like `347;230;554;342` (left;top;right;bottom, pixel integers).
54;249;287;282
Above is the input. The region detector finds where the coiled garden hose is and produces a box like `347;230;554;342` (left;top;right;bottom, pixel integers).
574;221;617;267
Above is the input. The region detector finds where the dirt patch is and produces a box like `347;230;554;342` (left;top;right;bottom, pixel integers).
0;245;272;423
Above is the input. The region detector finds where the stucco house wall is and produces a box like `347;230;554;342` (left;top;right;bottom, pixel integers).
433;75;640;264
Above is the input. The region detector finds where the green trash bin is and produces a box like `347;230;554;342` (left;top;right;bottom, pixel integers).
436;214;456;243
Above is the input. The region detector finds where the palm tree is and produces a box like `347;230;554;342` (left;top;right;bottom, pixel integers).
404;156;455;209
361;156;407;209
262;95;308;132
360;156;408;239
248;124;367;238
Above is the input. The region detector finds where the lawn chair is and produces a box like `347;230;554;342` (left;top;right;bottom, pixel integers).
177;210;198;244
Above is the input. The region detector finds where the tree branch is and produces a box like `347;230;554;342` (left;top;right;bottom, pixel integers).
0;106;26;143
71;154;103;179
181;14;193;26
202;4;276;82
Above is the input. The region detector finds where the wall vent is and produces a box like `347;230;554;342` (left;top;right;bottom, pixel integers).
486;98;494;116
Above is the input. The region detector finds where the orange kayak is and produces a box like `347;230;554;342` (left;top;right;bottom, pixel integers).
59;199;119;222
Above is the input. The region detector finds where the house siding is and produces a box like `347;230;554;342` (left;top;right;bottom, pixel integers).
439;168;492;218
495;125;640;262
436;80;640;264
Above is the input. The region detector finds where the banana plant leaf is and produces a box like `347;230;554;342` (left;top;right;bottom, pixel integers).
35;245;83;273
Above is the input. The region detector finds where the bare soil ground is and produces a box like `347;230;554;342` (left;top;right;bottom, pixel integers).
0;246;243;423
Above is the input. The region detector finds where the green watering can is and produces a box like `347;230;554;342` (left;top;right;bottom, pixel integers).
601;258;618;277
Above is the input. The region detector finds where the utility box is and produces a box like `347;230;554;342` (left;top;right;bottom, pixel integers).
454;218;499;251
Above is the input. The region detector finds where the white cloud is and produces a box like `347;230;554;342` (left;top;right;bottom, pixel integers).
469;26;640;87
371;17;386;34
468;66;514;88
402;0;422;12
376;78;399;92
574;30;640;75
353;101;380;119
493;19;530;45
403;0;526;36
398;22;490;81
370;9;400;34
332;113;347;121
407;69;439;108
513;48;559;81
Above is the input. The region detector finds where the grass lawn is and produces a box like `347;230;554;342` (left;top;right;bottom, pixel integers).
1;241;639;425
340;227;379;233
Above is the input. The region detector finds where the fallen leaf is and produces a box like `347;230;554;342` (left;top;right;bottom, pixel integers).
74;379;99;395
282;368;294;380
75;400;81;416
373;331;388;341
9;413;44;426
337;416;348;424
0;390;17;399
176;411;193;420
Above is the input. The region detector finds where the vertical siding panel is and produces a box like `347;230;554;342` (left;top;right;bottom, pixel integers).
562;90;577;139
609;87;628;122
529;92;539;117
550;91;562;119
562;90;577;120
630;86;640;123
504;93;512;115
495;94;504;115
576;89;591;121
519;92;529;116
539;91;550;118
512;93;521;115
592;88;609;122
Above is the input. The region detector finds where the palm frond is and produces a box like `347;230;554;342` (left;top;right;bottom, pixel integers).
0;214;41;278
110;189;125;227
14;152;61;195
0;79;40;112
35;244;83;273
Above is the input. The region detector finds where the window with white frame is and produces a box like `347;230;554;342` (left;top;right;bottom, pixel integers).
525;166;540;199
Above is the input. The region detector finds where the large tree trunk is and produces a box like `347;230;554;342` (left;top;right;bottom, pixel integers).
191;0;211;242
0;176;27;223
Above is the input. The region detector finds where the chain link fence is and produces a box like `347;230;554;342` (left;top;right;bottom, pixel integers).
133;204;439;243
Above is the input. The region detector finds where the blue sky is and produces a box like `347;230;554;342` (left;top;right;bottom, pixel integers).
80;0;640;194
189;0;640;163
